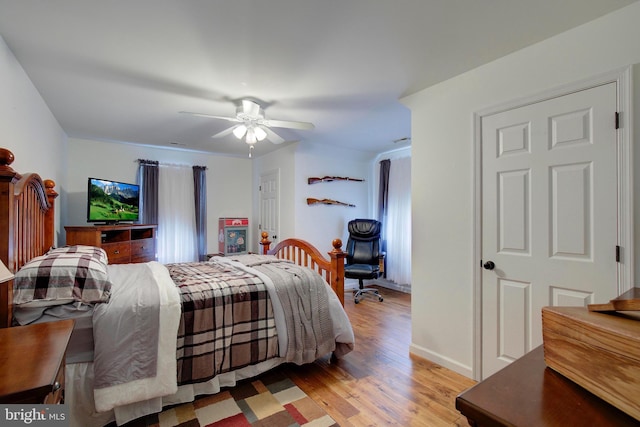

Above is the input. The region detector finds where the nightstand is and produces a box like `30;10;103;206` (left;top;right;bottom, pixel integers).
455;346;638;426
0;319;74;404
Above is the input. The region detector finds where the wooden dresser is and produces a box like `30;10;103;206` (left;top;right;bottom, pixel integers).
455;346;638;426
0;319;74;404
65;224;157;264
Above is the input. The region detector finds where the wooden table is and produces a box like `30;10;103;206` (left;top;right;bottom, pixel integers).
455;346;638;426
0;319;74;403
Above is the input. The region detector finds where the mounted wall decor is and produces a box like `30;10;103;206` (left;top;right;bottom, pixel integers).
307;197;355;207
307;176;364;185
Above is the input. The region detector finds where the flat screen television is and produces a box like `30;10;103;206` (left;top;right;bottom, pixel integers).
87;177;140;223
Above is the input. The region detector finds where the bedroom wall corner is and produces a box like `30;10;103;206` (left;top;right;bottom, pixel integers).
251;143;297;253
65;138;252;256
633;63;640;283
251;141;377;257
0;35;68;246
294;142;376;257
403;1;640;379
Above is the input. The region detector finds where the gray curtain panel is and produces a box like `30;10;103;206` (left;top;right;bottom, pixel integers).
193;166;207;261
378;159;390;276
137;159;159;225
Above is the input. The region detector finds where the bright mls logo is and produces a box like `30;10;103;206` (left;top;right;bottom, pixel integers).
2;405;68;426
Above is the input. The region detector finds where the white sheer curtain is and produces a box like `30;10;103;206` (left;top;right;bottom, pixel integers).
385;156;411;285
157;164;197;263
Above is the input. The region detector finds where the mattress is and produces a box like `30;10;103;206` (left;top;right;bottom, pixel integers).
13;302;95;363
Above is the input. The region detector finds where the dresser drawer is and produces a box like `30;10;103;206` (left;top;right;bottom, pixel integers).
102;242;131;264
43;358;64;404
131;238;155;263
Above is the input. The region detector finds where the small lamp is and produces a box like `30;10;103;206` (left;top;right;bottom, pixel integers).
0;259;13;328
0;259;13;283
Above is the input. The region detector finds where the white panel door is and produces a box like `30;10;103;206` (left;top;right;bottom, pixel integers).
259;170;279;247
481;83;619;378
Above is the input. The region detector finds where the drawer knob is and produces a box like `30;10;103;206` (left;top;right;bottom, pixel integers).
52;381;61;392
114;250;120;254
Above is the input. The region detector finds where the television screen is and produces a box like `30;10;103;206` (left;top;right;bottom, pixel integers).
87;177;140;223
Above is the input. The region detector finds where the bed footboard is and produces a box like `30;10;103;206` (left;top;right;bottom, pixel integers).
260;232;346;306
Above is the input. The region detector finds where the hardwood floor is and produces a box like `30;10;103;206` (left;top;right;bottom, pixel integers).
277;285;477;426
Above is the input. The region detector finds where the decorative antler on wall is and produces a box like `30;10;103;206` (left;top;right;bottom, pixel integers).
306;198;355;207
307;176;364;185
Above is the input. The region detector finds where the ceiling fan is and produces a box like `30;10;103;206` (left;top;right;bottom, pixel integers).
180;99;315;147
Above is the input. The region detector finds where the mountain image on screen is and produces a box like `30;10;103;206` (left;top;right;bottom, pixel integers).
88;179;139;222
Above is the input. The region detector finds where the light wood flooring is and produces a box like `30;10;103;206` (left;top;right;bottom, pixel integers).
276;285;477;426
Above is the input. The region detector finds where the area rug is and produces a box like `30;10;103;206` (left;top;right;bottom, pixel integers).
123;370;338;427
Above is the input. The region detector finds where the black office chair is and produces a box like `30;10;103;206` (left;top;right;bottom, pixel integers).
344;219;384;304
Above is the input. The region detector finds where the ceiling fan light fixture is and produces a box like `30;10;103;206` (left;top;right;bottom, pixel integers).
233;124;247;139
183;98;314;149
245;127;257;144
254;126;267;141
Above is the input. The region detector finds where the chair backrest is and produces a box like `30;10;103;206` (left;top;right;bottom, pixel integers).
345;219;381;265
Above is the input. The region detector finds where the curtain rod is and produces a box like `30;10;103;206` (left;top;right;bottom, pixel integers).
136;159;206;169
137;159;158;165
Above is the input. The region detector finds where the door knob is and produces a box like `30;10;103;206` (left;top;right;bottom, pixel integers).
483;261;495;270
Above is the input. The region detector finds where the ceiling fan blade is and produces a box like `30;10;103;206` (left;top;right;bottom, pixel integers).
261;119;315;130
241;100;261;117
262;126;285;144
211;126;237;138
180;111;241;123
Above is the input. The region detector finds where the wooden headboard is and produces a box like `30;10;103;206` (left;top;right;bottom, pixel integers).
0;148;57;327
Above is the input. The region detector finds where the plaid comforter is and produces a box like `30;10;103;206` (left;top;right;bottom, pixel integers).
166;259;279;385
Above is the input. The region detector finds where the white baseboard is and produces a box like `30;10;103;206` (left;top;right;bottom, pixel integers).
409;343;473;379
345;278;411;293
371;278;411;293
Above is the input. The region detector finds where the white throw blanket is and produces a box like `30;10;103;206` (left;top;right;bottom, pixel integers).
92;262;182;413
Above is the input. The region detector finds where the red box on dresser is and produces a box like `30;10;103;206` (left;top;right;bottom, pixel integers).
218;218;248;256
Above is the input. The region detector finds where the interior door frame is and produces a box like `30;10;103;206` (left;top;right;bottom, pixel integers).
472;67;633;381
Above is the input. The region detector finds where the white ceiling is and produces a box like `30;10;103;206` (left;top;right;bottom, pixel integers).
0;0;636;158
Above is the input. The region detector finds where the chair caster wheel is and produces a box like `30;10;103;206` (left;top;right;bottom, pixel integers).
354;299;360;304
378;297;384;302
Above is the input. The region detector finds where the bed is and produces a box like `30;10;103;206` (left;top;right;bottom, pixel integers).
0;148;354;427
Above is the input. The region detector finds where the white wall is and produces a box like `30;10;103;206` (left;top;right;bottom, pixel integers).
403;1;640;378
252;141;375;260
251;143;297;253
0;35;67;245
294;142;375;253
66;138;252;255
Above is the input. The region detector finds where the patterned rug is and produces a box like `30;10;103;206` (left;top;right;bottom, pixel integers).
121;370;338;427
